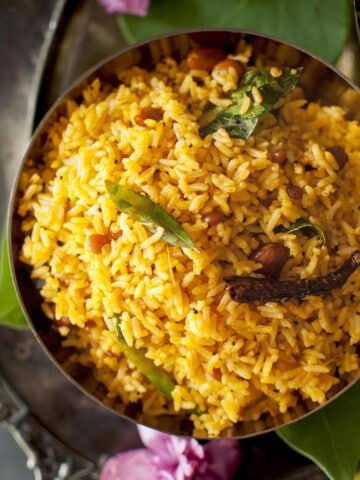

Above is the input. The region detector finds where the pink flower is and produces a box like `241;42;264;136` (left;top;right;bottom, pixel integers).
100;425;241;480
98;0;150;16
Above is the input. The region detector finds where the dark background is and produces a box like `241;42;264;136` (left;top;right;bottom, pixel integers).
1;3;57;478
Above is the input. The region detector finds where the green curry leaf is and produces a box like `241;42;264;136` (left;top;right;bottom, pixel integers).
199;67;302;139
118;0;352;63
113;317;176;398
277;380;360;480
0;232;28;329
275;218;326;245
105;180;200;252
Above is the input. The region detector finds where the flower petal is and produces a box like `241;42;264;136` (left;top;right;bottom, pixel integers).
137;425;174;453
203;440;241;480
98;0;150;16
100;449;157;480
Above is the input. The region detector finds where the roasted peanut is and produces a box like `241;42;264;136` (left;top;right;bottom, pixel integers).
271;148;287;165
251;243;289;279
186;47;227;72
212;59;246;78
202;208;227;226
135;106;163;126
88;234;111;254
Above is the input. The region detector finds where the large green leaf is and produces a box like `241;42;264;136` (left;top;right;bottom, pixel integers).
0;232;28;329
118;0;352;63
277;380;360;480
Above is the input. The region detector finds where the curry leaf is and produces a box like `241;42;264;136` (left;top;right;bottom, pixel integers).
118;0;352;63
113;317;175;398
277;380;360;480
105;180;199;252
199;67;302;139
275;218;326;245
0;232;28;329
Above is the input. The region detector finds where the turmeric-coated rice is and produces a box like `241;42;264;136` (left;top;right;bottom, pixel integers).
17;41;360;437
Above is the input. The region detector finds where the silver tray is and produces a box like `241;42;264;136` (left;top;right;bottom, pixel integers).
2;0;360;478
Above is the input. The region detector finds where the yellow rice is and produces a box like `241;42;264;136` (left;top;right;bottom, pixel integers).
17;42;360;437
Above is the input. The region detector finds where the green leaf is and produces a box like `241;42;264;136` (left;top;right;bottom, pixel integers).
275;218;326;245
199;67;302;139
118;0;352;63
113;317;176;398
0;232;28;329
277;380;360;480
105;180;199;252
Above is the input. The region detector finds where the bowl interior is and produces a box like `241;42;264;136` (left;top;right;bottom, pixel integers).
9;29;360;438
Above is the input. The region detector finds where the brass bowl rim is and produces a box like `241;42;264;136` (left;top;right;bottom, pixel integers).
7;27;360;439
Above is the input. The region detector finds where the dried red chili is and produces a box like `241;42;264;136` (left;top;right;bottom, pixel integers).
225;250;360;303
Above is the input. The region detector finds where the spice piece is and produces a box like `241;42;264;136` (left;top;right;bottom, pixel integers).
286;183;303;200
110;230;122;240
56;316;71;327
261;191;279;207
85;320;97;330
327;145;349;169
135;106;163;126
225;250;360;303
212;368;222;381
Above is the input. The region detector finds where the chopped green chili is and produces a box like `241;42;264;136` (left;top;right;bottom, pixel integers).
112;317;175;399
106;180;199;252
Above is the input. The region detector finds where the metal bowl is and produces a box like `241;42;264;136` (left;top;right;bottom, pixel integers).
7;29;360;439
